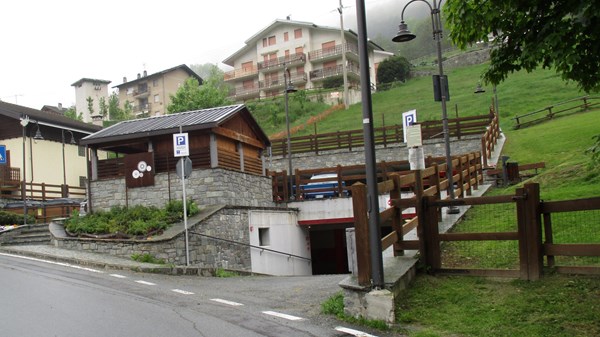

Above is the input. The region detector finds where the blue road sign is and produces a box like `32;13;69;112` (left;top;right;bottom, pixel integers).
0;145;6;164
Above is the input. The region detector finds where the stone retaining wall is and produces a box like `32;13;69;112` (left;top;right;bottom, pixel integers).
265;135;483;172
91;168;274;212
53;206;257;269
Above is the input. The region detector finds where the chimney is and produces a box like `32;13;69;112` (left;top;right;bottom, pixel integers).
58;103;62;109
137;73;141;79
123;77;127;83
143;70;147;77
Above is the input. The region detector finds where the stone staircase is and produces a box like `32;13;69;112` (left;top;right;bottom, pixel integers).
0;224;52;246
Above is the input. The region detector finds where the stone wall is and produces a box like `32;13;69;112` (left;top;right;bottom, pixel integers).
91;168;274;212
53;206;255;269
265;135;483;172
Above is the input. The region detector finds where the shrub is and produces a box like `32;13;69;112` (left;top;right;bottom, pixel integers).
0;211;35;226
65;199;199;237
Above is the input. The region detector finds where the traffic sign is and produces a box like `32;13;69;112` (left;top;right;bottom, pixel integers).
173;133;189;157
176;157;193;179
402;110;417;143
0;145;6;165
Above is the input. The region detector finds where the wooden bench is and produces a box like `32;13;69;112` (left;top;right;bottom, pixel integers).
486;162;545;185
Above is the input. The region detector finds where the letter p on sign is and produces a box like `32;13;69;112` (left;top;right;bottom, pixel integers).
173;133;189;157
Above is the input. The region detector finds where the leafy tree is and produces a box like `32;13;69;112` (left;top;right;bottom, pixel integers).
86;96;94;116
323;75;344;89
98;96;108;117
167;67;231;114
377;55;411;84
446;0;600;92
107;92;131;121
63;106;82;121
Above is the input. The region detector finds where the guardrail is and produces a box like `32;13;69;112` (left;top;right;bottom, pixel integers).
512;96;600;129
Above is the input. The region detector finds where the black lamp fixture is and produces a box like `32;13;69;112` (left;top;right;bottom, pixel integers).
392;21;416;43
474;82;486;94
33;123;44;140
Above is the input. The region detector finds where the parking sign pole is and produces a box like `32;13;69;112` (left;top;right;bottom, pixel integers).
176;125;190;266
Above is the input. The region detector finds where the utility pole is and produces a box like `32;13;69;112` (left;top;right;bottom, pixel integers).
339;0;349;110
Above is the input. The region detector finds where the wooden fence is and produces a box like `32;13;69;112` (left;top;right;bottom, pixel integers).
0;182;86;201
351;152;485;285
353;181;600;286
270;151;484;203
512;96;600;129
270;111;496;157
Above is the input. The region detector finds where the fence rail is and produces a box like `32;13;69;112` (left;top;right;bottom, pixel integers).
353;181;600;286
0;182;86;201
512;96;600;129
270;111;495;157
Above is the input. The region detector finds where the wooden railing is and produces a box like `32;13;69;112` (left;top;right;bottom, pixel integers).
271;151;484;203
481;110;500;168
512;96;600;129
0;166;20;185
351;152;485;285
270;112;495;157
0;182;86;201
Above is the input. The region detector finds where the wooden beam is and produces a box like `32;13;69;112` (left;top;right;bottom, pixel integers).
212;126;264;148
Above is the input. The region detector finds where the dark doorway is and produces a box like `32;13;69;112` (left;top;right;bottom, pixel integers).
310;228;349;275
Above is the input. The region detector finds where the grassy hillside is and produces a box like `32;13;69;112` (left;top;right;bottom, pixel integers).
498;109;600;200
250;63;586;137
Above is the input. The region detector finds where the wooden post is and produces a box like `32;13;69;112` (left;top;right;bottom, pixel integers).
423;195;441;271
390;174;403;256
515;187;529;280
351;182;371;286
524;183;543;280
543;211;555;268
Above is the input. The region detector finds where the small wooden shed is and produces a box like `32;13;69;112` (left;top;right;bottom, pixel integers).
80;104;271;184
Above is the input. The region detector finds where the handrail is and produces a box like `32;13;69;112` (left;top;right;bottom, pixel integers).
188;230;312;262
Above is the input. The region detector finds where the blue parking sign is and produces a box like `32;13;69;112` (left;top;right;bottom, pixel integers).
0;145;6;164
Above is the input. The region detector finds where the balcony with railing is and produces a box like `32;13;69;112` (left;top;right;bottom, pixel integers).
259;73;307;90
133;103;151;116
133;86;150;98
229;83;261;100
309;63;360;82
308;42;359;63
224;65;259;82
257;53;306;73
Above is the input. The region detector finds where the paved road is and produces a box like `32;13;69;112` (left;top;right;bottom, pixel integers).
0;252;390;337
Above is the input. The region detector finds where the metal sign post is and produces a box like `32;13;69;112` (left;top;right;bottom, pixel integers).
173;130;190;266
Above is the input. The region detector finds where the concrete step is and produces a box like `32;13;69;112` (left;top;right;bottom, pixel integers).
0;224;52;246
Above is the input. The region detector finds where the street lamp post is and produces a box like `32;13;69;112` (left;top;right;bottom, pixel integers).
393;0;459;214
20;116;29;225
62;129;76;194
283;65;297;201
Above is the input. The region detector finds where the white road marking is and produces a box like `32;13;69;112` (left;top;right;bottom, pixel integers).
110;274;127;279
335;326;379;337
0;252;103;273
210;298;244;306
172;289;194;295
135;280;156;286
262;311;304;321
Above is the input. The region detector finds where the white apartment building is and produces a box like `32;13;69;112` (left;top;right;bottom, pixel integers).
223;19;391;103
71;78;111;123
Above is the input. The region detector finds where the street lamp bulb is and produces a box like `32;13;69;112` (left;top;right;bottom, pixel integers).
392;21;416;43
474;82;486;94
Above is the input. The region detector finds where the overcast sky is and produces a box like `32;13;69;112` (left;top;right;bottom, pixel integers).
1;0;389;111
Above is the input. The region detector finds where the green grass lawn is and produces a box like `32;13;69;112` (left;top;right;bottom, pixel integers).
250;63;588;138
394;109;600;336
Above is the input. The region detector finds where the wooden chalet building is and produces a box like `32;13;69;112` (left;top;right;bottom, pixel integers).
80;104;274;212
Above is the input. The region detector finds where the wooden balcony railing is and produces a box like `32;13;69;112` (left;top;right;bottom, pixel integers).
257;53;306;71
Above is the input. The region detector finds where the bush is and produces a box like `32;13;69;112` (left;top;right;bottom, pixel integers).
0;211;35;226
65;199;199;237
